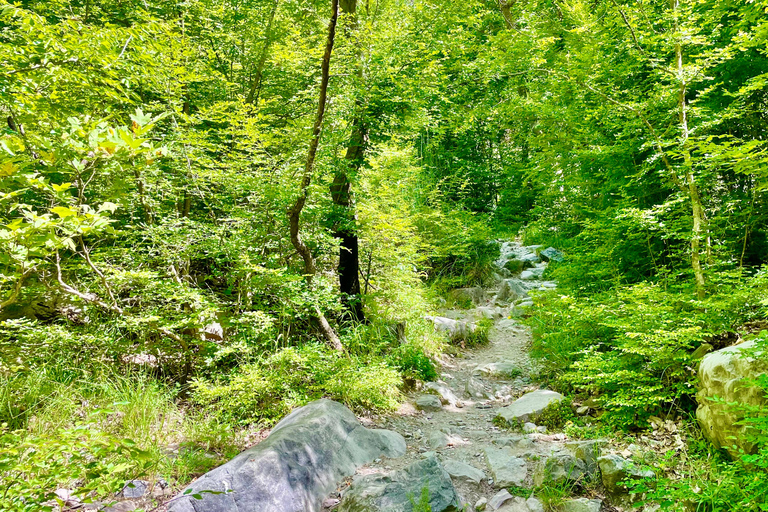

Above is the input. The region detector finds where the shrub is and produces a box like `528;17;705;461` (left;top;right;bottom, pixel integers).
191;344;403;425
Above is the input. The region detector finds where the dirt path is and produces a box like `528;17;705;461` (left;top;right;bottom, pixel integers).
326;243;578;511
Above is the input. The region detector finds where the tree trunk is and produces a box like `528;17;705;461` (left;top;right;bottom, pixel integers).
288;0;343;351
245;0;280;106
674;0;706;298
331;0;365;322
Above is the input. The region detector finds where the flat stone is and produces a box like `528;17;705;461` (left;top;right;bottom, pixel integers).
488;489;513;510
120;480;149;499
465;376;491;399
474;362;521;379
484;447;527;488
416;394;443;412
475;497;488;511
497;497;543;512
561;498;602;512
496;389;564;425
338;455;460;512
443;459;485;485
168;399;406;512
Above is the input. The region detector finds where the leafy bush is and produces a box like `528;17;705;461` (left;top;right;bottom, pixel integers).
387;343;438;381
0;411;151;512
525;279;768;429
191;344;403;425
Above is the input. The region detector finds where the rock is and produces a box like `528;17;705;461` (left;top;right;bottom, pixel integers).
519;253;540;264
443;459;485;485
465;376;491;399
203;322;224;341
598;454;654;496
416;394;443;412
520;267;545;280
474;362;521;379
565;440;605;475
696;340;767;456
496;497;544;512
561;498;602;512
540;247;564;263
495;436;534;450
484;447;527;488
168;399;406;512
533;453;586;486
120;480;149;499
488;489;513;510
691;343;713;360
426;316;475;340
450;287;486;305
496;389;564;425
425;381;461;407
103;503;138;512
339;455;460;512
427;431;449;449
522;422;538;433
497;279;529;303
475;306;507;320
475;497;488;511
323;498;341;508
504;259;531;274
576;406;590;416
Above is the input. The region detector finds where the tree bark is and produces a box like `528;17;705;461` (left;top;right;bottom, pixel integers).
245;0;280;106
331;0;365;322
674;0;706;298
288;0;343;351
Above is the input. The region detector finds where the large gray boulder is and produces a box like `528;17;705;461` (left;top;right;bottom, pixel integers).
168;399;406;512
442;459;485;485
533;453;586;486
338;456;460;512
561;498;601;512
696;340;767;456
496;389;564;425
565;440;606;475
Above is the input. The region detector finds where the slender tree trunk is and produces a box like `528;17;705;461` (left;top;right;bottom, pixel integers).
246;0;280;106
288;0;343;351
674;0;705;298
331;0;365;322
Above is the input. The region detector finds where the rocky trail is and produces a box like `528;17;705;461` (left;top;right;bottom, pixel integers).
139;242;656;512
317;242;618;512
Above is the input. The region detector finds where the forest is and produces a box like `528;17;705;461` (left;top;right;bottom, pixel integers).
0;0;767;510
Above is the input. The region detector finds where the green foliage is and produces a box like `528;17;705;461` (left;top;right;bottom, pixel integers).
0;410;152;512
536;398;576;431
527;276;768;429
387;343;438;382
191;344;403;425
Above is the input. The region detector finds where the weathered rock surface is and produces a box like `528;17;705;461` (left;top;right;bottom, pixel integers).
561;498;601;512
120;480;149;499
426;316;475;340
598;454;654;497
496;389;564;425
443;459;485;485
696;340;767;455
338;456;460;512
424;381;461;407
168;399;405;512
416;394;443;412
540;247;564;263
533;453;585;486
496;497;544;512
565;440;605;475
484;447;527;487
474;362;521;379
497;279;529;303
